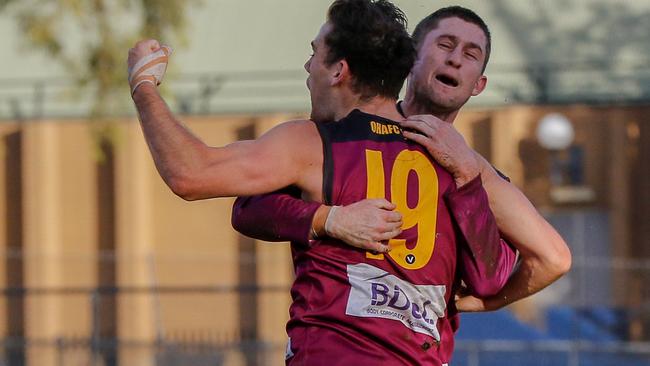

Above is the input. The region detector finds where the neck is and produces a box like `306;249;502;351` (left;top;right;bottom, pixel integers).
335;95;403;122
401;92;459;124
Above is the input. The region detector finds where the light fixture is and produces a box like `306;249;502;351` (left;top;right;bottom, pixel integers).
536;113;575;150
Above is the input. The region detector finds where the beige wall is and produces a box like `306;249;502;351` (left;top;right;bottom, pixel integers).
0;115;300;366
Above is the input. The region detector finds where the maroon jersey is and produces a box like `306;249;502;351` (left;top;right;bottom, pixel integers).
287;110;467;365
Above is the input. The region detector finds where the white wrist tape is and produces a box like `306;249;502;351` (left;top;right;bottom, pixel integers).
128;45;172;95
324;206;341;237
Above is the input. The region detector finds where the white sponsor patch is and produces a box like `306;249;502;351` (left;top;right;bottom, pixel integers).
346;263;446;340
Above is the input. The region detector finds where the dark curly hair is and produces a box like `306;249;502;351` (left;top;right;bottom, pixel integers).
412;6;491;73
325;0;415;100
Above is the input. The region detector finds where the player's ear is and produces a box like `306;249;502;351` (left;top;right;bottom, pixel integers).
471;75;487;96
331;59;349;86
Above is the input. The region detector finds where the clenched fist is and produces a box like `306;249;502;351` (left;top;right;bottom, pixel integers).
127;39;172;95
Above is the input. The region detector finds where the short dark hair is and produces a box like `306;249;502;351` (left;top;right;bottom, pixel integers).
412;6;491;73
325;0;416;100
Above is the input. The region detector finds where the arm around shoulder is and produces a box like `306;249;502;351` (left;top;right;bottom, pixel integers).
232;188;322;245
455;156;572;312
446;174;518;297
480;163;572;281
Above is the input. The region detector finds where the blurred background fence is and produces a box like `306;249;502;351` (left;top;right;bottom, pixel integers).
0;284;287;366
0;246;648;365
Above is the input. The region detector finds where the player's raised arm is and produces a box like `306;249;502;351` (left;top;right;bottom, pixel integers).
128;40;320;200
133;83;317;199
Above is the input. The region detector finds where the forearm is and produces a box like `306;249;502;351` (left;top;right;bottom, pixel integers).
479;160;571;279
454;161;571;313
232;188;322;245
483;255;560;310
447;175;517;297
132;83;210;192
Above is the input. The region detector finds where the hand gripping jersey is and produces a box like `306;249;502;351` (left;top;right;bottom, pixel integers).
286;110;465;366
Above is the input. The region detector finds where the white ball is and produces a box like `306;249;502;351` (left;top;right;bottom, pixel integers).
536;113;575;150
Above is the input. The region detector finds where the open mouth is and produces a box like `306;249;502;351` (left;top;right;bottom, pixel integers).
435;74;459;87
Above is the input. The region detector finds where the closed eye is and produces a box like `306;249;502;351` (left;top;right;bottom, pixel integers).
465;51;478;60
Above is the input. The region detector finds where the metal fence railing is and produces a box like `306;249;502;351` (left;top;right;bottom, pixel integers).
0;336;283;366
0;278;647;365
1;337;649;366
0;239;648;365
0;284;290;366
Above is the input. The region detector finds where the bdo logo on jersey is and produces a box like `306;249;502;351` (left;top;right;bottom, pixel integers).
345;263;446;340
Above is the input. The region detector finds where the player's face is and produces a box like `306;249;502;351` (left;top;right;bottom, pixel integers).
409;17;488;113
304;22;337;122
